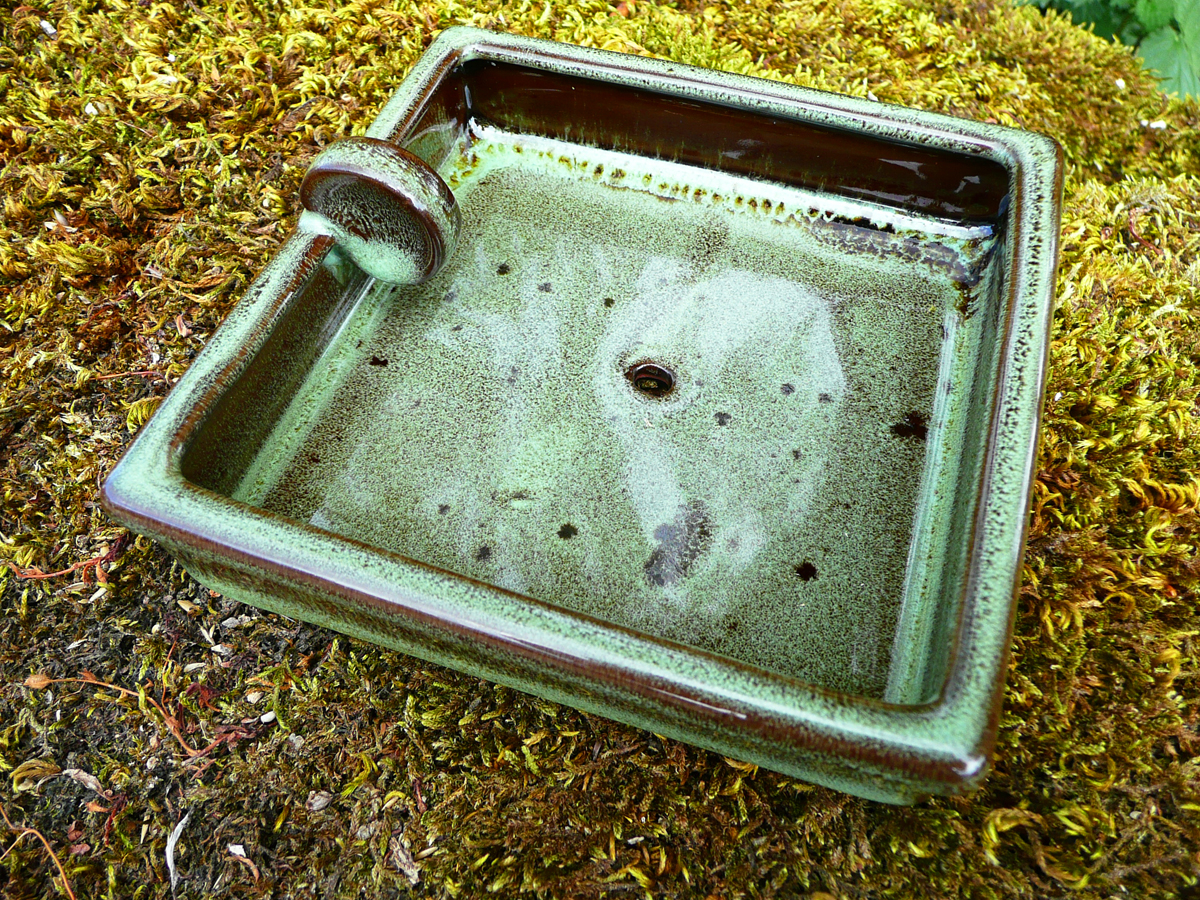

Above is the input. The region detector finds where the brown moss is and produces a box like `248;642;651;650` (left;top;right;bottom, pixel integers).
1;0;1198;897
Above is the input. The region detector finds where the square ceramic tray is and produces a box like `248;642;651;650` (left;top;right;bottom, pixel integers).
103;28;1062;804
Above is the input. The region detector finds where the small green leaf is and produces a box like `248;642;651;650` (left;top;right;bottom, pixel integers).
1139;25;1200;96
1054;0;1136;41
1134;0;1175;33
1179;0;1200;47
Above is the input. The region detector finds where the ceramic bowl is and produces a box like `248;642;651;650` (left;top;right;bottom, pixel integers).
102;27;1063;804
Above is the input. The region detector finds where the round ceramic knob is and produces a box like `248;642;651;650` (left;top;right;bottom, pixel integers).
300;137;461;285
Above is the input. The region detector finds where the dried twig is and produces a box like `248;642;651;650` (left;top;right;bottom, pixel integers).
95;369;162;381
1129;207;1165;257
6;534;128;583
25;672;206;758
0;803;78;900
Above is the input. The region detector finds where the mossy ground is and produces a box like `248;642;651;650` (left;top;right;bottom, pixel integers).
1;0;1198;897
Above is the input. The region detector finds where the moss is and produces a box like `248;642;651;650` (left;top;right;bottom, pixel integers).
0;0;1197;897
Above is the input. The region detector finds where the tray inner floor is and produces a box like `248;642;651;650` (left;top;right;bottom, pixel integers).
235;130;991;698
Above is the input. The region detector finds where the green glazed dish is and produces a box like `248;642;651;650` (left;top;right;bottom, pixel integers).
101;27;1064;804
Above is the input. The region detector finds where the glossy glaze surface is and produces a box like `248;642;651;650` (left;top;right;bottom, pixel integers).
102;28;1063;803
235;127;993;699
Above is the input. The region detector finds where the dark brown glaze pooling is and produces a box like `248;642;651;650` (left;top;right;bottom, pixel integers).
451;61;1010;224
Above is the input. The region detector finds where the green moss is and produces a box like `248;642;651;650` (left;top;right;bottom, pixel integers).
0;0;1197;897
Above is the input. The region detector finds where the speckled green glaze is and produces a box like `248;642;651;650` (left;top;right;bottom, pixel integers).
102;27;1063;804
300;137;461;284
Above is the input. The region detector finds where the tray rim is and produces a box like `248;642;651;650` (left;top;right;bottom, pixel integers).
101;26;1063;802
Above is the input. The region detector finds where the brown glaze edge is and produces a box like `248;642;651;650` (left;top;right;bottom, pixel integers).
933;135;1067;776
163;235;337;458
101;473;984;794
442;41;1009;178
383;46;468;148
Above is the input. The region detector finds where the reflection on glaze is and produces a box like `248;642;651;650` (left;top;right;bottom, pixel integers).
594;257;844;628
299;253;846;643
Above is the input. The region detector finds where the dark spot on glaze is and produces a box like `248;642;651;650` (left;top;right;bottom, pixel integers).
452;324;463;332
539;282;552;292
557;523;578;539
437;504;449;515
819;392;832;403
781;383;795;395
715;412;732;426
794;561;818;581
603;297;614;308
955;290;974;317
369;355;388;366
891;411;929;440
507;366;520;384
690;221;729;272
792;448;803;460
496;263;511;275
645;502;713;587
476;545;492;562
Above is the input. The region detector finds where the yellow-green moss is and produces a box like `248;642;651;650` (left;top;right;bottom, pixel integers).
1;0;1197;897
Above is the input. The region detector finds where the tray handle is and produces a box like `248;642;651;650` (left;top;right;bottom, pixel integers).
300;137;461;285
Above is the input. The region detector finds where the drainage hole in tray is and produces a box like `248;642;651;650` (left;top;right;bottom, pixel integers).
625;362;676;399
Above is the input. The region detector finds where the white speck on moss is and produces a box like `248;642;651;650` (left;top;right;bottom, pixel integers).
166;811;192;894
